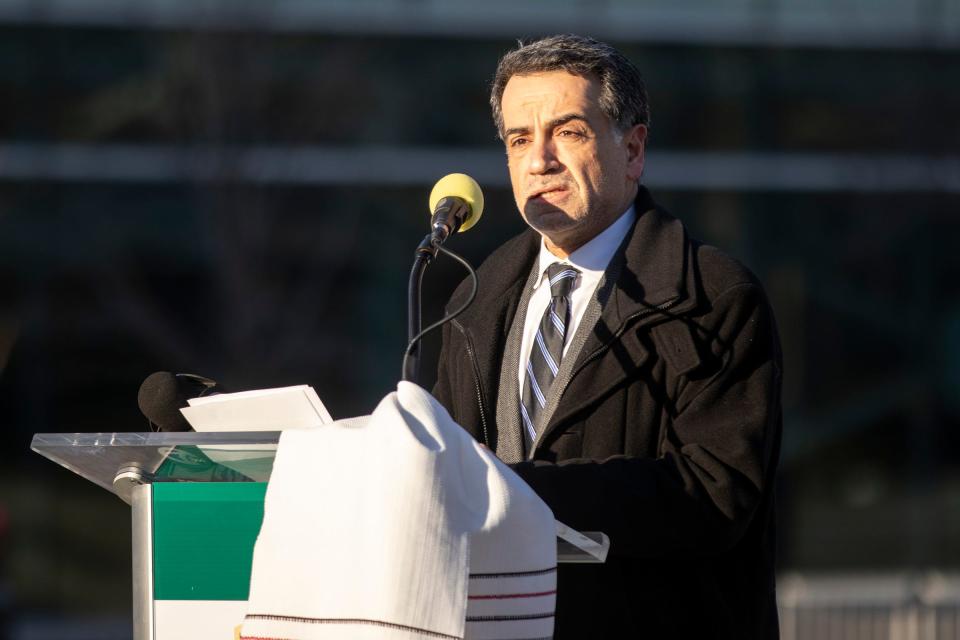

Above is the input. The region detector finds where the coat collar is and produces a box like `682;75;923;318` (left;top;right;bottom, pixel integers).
539;187;699;445
584;185;694;346
578;187;696;362
454;186;691;324
450;186;698;446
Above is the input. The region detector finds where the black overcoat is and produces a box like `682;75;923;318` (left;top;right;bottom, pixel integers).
434;187;783;639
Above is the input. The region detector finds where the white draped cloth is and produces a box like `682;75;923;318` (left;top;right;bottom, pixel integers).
240;382;556;640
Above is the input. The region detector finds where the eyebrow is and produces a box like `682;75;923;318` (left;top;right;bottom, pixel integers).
503;113;591;138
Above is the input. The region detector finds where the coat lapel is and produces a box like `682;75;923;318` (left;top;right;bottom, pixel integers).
495;263;541;463
535;190;700;447
450;229;540;451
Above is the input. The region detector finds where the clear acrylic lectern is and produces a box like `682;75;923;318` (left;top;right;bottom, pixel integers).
32;431;609;640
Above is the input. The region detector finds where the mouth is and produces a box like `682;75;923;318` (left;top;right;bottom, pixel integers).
527;186;568;201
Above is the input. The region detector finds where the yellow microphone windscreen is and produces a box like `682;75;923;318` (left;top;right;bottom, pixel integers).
428;173;484;232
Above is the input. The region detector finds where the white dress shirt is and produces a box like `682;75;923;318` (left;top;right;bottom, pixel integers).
517;205;637;395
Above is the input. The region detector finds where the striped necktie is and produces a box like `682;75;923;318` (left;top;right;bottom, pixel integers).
520;262;580;446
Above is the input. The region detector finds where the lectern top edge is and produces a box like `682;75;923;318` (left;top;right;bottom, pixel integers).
31;431;283;497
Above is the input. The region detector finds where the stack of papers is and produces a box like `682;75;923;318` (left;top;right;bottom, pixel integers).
180;385;333;432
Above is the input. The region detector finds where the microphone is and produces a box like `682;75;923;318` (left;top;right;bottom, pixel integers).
137;372;226;432
404;175;483;383
428;173;484;247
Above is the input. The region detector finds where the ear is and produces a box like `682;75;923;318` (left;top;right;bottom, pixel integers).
623;124;647;180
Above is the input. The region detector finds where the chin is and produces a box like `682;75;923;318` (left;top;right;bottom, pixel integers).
523;199;582;224
528;220;591;254
523;210;575;235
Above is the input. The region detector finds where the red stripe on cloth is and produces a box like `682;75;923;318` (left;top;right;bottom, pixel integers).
468;589;557;600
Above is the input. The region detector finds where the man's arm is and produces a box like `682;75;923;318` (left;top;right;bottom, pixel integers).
511;282;782;558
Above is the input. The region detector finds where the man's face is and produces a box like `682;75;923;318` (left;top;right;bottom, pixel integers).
500;70;646;256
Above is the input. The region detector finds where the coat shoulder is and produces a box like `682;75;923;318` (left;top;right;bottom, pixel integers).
446;228;539;310
692;240;767;304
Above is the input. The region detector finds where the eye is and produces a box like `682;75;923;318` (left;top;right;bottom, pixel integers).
509;136;529;147
558;129;585;139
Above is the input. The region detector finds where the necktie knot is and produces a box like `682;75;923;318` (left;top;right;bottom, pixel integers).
545;263;579;299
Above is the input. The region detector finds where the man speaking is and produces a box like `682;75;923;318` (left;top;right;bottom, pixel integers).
433;35;782;638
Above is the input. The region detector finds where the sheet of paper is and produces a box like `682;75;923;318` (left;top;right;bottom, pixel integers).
556;520;609;562
181;385;333;432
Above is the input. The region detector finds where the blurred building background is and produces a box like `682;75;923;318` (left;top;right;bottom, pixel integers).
0;1;958;638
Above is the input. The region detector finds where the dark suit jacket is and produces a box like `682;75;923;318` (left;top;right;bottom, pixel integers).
434;187;782;638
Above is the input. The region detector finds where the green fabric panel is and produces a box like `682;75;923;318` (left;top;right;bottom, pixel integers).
153;482;266;600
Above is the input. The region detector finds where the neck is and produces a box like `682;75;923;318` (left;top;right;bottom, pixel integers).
543;185;638;259
544;238;572;259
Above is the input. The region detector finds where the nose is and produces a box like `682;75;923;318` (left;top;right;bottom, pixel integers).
528;137;560;175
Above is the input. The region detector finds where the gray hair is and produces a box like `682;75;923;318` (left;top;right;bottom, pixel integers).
490;34;650;139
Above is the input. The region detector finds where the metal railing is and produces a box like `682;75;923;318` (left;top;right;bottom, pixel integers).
779;573;960;640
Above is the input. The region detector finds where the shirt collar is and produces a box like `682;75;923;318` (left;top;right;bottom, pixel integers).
532;204;637;290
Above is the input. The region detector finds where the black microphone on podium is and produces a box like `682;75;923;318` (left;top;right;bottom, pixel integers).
404;174;484;383
137;372;227;432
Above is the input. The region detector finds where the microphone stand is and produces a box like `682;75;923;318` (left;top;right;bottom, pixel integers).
402;233;479;385
404;233;439;383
